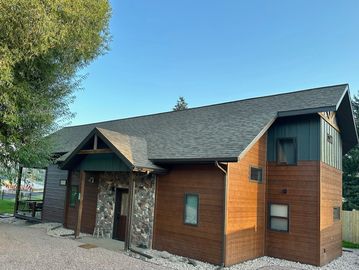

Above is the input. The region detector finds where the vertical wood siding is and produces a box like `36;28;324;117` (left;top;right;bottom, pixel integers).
266;161;320;265
320;118;342;170
320;162;342;266
42;165;68;223
65;171;79;229
267;115;320;162
153;165;224;265
225;135;267;266
65;171;99;234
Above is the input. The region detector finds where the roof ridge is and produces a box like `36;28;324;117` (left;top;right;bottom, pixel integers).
97;126;144;139
64;83;348;129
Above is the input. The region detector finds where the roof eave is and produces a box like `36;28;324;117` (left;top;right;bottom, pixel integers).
277;106;337;118
133;166;167;174
151;157;238;165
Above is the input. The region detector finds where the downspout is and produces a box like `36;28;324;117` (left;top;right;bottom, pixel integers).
215;161;227;267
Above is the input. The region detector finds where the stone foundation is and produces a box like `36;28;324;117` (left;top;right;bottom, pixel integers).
94;172;156;248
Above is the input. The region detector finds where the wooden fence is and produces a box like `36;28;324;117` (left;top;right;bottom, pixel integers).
342;210;359;244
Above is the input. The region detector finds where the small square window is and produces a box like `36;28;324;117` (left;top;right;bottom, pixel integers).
59;179;67;186
277;138;297;165
269;203;289;232
327;134;333;144
250;167;263;183
333;207;340;220
70;185;78;208
184;194;199;225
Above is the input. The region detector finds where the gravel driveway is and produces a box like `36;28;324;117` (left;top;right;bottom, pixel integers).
0;223;166;270
0;221;358;270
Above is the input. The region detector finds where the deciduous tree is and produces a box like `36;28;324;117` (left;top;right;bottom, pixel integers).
0;0;111;170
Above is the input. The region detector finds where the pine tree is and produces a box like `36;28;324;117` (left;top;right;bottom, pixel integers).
342;92;359;210
173;97;189;111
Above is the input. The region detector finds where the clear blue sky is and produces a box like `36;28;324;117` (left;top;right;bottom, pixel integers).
69;0;359;126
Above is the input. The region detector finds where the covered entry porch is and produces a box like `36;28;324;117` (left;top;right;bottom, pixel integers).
60;127;165;250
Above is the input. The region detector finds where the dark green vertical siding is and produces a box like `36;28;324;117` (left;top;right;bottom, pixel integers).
320;118;342;170
267;115;320;162
75;153;130;171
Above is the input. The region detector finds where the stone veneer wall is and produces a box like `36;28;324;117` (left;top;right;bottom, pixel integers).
131;173;156;248
94;171;156;249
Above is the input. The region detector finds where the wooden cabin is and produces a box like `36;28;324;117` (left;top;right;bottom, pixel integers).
41;84;357;266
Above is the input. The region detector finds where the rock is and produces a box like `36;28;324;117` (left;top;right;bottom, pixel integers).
93;172;156;246
168;256;178;263
159;251;171;259
179;257;189;263
188;259;197;266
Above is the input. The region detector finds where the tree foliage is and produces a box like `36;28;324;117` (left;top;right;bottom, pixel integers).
343;93;359;210
173;96;189;111
0;0;111;170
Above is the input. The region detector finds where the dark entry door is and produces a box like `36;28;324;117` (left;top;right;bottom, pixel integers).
113;189;129;241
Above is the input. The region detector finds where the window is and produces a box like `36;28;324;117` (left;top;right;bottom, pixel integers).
327;133;333;144
70;185;78;208
333;207;340;221
250;167;263;183
59;179;67;186
277;138;297;165
269;203;289;232
184;194;199;225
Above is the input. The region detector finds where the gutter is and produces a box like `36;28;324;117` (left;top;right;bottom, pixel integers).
215;161;227;267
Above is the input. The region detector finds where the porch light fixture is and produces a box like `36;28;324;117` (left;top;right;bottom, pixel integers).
88;177;95;184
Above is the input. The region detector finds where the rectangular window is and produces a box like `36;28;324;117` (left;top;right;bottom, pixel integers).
59;179;67;186
184;194;199;225
250;167;263;183
277;138;297;165
70;185;78;208
327;133;333;144
333;207;340;220
269;203;289;232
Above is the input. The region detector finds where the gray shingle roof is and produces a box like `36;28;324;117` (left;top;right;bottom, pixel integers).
60;128;164;171
96;128;162;170
51;84;354;164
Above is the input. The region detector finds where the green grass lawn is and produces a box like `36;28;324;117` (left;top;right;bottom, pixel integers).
28;194;43;200
343;241;359;249
0;199;15;214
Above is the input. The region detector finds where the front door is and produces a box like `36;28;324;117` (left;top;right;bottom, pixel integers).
113;188;128;241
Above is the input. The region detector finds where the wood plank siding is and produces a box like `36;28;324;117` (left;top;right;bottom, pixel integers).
153;165;224;265
225;134;267;266
266;161;321;265
320;117;342;170
319;162;342;266
42;165;68;223
65;171;99;234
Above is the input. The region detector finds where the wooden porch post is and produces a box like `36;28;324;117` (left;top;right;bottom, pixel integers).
14;165;23;216
125;173;135;250
75;170;86;238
